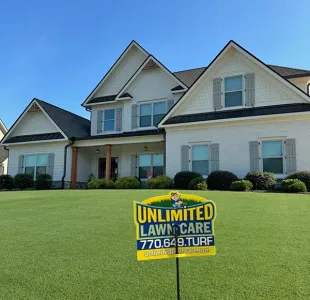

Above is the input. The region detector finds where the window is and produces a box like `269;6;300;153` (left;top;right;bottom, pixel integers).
140;101;167;127
262;141;284;174
138;153;164;178
104;109;115;132
224;75;243;107
307;83;310;96
192;145;209;176
24;154;48;179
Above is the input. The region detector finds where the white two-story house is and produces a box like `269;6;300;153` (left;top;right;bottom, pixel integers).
2;40;310;188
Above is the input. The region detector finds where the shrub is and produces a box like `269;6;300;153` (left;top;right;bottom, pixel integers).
35;174;52;190
244;171;276;190
207;171;238;191
115;176;140;189
230;180;253;191
0;174;14;190
188;176;205;190
286;171;310;191
88;178;100;189
281;179;307;193
147;175;173;189
88;178;116;189
174;171;201;189
14;173;34;190
196;181;208;190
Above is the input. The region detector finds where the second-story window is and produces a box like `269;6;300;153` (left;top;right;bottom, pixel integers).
104;109;115;132
224;75;243;107
140;101;167;127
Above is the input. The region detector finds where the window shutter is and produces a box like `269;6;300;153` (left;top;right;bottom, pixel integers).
97;110;103;134
245;73;255;106
131;104;138;129
131;155;137;177
47;153;55;178
18;155;24;173
210;143;219;172
213;78;222;110
249;141;260;172
285;139;296;175
181;145;189;171
167;100;174;111
115;108;122;132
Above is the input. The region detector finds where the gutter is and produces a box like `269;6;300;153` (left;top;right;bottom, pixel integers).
61;138;75;189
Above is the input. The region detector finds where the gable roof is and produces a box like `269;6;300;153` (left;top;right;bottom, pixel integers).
0;119;7;134
159;40;310;127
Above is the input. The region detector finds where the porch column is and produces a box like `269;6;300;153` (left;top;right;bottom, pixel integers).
70;146;78;188
105;144;112;180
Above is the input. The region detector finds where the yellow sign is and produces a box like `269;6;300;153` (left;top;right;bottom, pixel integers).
134;191;216;261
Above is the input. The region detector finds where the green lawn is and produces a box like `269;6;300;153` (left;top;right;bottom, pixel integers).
0;190;310;300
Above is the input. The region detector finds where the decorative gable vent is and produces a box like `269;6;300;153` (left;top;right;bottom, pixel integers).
143;59;160;71
29;103;41;112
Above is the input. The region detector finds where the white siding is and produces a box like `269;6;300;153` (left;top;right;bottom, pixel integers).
7;142;72;181
174;48;308;116
166;115;310;179
92;46;147;98
289;77;310;94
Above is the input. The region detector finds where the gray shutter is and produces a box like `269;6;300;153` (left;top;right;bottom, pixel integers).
285;139;296;175
210;143;219;172
249;141;260;172
213;78;222;110
47;153;55;178
131;155;137;177
131;104;138;129
167;100;174;111
245;73;255;106
115;108;122;132
18;155;24;173
181;145;189;171
97;110;103;134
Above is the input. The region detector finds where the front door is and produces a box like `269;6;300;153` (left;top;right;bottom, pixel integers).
98;157;118;180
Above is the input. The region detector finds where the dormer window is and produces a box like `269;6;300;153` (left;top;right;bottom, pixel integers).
224;75;243;107
140;101;167;127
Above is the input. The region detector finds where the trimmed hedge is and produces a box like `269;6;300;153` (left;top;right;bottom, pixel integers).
230;180;253;191
188;177;205;190
88;178;115;189
174;171;201;189
147;175;173;189
36;174;52;190
286;171;310;191
14;173;34;190
0;174;14;190
196;181;208;190
207;171;238;191
244;171;276;190
115;176;140;189
281;179;307;193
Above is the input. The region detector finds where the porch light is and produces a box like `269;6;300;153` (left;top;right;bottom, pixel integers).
144;146;148;152
96;148;100;155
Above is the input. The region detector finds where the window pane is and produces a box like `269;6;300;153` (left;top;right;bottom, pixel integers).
262;141;282;157
153;154;163;166
25;167;35;177
140;115;152;127
153;114;165;126
36;166;47;176
139;166;151;178
140;104;152;116
25;155;36;167
263;158;283;173
154;102;166;115
225;76;242;92
139;154;151;167
104;109;115;120
104;120;115;131
192;145;208;161
153;166;164;177
37;154;48;166
192;161;209;176
225;91;242;107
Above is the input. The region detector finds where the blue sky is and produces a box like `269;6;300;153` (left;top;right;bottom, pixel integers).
1;0;309;128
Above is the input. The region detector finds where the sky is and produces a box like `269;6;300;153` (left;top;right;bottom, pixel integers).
1;0;309;128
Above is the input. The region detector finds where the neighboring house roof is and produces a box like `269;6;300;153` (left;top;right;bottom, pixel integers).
173;67;206;87
163;103;310;125
4;132;64;144
0;119;8;134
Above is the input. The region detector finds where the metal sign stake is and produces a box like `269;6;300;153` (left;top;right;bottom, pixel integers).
173;224;181;300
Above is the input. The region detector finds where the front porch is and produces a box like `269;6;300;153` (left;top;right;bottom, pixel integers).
70;134;165;188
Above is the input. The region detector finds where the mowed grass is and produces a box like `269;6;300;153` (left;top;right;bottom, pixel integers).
0;190;310;300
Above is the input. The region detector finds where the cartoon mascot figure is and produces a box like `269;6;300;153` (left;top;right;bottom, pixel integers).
170;191;184;208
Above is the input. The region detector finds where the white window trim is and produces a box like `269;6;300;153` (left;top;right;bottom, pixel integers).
103;108;116;133
260;139;286;177
138;100;168;129
137;152;164;178
189;143;210;178
222;74;245;109
24;153;49;180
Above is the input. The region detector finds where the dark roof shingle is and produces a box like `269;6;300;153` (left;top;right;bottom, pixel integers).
5;132;64;144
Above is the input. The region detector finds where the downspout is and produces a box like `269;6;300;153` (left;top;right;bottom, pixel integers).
62;138;75;189
163;130;167;175
4;146;9;174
